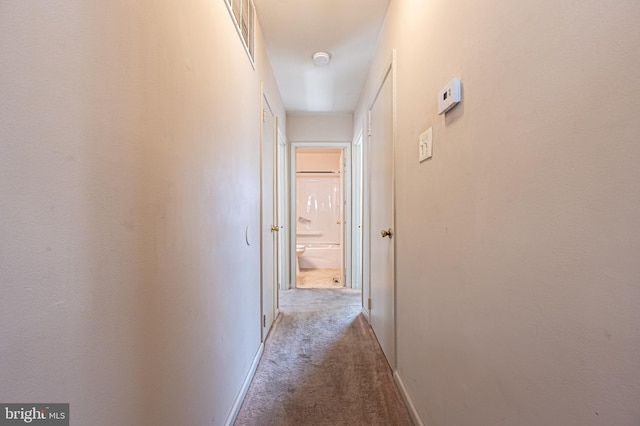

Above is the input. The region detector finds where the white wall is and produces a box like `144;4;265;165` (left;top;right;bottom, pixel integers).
287;113;353;142
0;1;284;425
355;0;640;425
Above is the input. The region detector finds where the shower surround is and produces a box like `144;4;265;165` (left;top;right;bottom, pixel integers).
296;173;342;269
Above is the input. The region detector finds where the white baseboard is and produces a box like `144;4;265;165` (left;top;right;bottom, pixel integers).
394;370;425;426
362;307;370;322
224;343;264;426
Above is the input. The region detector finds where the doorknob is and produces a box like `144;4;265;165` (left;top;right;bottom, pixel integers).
380;228;393;238
336;221;342;225
271;225;279;232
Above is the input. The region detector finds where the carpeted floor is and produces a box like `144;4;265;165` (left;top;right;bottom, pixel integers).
234;289;414;426
296;268;343;288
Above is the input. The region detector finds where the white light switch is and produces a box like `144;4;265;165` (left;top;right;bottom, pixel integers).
419;127;433;162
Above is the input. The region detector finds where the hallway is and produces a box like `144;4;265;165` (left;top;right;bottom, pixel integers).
235;289;413;425
2;1;640;425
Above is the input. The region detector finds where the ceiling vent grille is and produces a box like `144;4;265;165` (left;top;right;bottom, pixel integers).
225;0;256;67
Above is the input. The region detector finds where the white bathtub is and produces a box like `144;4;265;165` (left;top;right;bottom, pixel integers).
298;243;342;269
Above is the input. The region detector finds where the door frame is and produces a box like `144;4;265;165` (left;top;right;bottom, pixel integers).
289;142;352;289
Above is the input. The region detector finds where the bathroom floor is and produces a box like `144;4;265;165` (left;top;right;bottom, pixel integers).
296;268;343;289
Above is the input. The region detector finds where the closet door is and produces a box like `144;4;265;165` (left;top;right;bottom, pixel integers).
368;63;396;368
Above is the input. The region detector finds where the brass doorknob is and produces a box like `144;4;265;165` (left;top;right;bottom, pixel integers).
271;225;279;232
336;221;342;225
380;228;393;238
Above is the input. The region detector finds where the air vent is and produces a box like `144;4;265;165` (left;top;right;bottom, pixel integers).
224;0;256;66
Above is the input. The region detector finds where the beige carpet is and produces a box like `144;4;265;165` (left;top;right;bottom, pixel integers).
234;289;414;426
296;268;343;288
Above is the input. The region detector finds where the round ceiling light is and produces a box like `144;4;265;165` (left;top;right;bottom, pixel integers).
312;51;331;66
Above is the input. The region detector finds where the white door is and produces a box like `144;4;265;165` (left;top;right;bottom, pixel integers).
339;147;353;288
261;95;277;340
352;134;364;290
277;128;289;290
369;65;395;368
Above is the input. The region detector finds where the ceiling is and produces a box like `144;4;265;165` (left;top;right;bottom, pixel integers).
252;0;391;114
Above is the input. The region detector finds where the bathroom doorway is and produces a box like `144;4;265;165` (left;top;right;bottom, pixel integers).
290;143;351;289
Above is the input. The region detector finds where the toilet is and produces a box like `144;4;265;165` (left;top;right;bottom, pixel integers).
295;244;305;275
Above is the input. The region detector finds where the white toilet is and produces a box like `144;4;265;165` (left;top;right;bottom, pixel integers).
295;244;305;274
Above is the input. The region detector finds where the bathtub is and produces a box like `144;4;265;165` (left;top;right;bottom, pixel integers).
297;243;342;269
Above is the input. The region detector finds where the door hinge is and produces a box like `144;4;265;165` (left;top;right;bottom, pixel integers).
263;315;266;327
368;298;372;310
262;108;266;123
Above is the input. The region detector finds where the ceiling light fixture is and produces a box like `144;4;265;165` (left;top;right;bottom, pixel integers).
312;51;331;66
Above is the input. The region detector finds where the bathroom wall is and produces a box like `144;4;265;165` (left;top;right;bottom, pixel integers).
355;0;640;425
297;149;343;173
0;1;284;425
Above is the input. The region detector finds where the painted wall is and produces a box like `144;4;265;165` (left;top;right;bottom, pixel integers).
0;1;284;425
355;0;640;425
287;113;353;142
297;149;342;172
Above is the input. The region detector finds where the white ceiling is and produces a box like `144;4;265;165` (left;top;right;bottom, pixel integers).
253;0;391;114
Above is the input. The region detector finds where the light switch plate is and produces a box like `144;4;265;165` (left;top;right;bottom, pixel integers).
419;127;433;162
